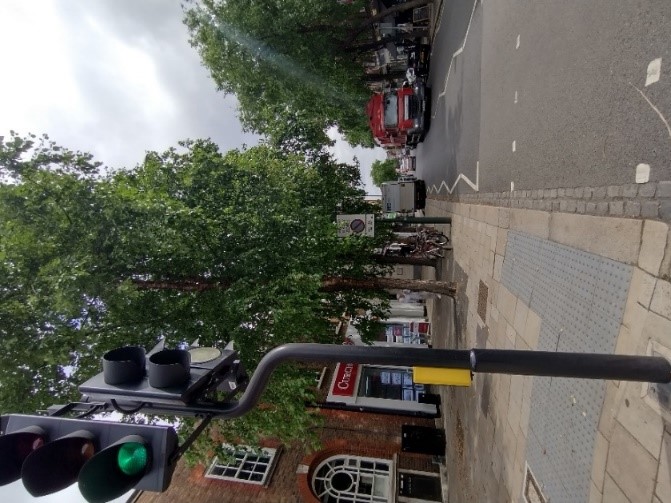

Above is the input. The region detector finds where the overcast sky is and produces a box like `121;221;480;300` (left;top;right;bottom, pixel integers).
0;1;383;501
0;0;384;195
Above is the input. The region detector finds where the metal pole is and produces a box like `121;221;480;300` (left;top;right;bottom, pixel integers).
170;415;213;463
174;344;669;419
378;216;452;224
88;344;671;420
470;349;671;381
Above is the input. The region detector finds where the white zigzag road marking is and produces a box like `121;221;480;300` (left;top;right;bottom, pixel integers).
427;1;481;196
433;0;479;114
427;162;479;195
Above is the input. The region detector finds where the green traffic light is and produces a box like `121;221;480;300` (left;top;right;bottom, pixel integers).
116;443;148;476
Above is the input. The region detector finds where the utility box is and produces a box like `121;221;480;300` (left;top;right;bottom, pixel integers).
401;424;446;456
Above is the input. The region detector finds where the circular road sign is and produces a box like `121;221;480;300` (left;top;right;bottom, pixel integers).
350;219;365;234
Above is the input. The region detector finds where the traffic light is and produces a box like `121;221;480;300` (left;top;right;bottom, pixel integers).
78;341;241;411
0;414;178;502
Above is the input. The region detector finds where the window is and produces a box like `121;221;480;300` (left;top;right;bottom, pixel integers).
358;366;425;401
383;93;398;127
205;445;278;486
312;455;391;502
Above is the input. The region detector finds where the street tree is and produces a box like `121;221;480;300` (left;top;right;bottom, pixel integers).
183;0;375;147
1;133;453;448
371;158;399;187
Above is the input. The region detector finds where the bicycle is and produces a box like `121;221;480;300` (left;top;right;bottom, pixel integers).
394;227;450;254
412;233;446;259
382;234;449;260
415;227;450;247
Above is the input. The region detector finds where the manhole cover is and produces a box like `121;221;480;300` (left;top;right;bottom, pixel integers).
641;340;671;421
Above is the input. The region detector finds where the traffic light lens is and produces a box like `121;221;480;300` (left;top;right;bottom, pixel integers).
116;443;148;476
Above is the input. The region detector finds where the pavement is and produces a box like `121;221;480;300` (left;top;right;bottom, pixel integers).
424;199;671;503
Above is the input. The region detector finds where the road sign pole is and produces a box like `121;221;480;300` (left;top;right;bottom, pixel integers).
378;216;452;225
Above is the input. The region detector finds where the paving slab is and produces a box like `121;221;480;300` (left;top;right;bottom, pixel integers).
425;198;670;503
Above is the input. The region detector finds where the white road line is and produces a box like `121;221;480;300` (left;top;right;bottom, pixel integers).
429;1;481;196
511;181;515;192
433;0;480;115
512;140;516;152
635;163;650;183
427;161;480;194
645;58;662;87
514;90;518;104
516;34;520;49
630;82;671;140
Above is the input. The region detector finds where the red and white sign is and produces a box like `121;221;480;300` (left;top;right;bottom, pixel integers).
331;363;359;396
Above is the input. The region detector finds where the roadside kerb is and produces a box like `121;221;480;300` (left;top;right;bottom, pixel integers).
431;179;671;221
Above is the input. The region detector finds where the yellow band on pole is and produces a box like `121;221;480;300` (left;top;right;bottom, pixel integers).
413;367;472;387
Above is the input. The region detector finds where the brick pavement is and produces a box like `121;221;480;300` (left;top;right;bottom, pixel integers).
425;198;671;503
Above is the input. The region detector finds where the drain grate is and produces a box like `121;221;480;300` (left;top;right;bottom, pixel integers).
642;340;671;421
477;280;488;322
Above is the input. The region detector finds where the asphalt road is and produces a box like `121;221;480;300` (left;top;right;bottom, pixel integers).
417;0;671;196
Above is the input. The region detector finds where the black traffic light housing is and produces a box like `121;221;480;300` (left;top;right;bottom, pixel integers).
0;414;178;502
79;340;242;408
0;424;45;486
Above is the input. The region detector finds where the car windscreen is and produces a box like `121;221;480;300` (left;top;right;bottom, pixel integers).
383;93;398;127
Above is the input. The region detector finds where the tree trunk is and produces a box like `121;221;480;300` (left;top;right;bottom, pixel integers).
348;31;423;53
372;254;436;267
361;71;407;84
131;278;230;292
343;0;433;47
131;275;455;296
320;276;455;296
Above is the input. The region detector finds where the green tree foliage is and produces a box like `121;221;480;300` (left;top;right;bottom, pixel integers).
0;132;393;447
370;159;399;187
183;0;375;149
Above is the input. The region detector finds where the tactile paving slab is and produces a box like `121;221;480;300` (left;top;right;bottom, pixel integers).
502;231;632;503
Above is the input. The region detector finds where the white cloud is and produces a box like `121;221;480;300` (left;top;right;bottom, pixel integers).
0;1;84;129
82;13;177;122
0;0;259;171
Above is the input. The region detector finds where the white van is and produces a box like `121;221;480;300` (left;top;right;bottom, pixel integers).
381;179;426;213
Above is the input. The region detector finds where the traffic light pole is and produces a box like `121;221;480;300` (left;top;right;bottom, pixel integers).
229;344;671;416
378;216;452;225
169;416;212;464
4;343;670;502
77;343;671;419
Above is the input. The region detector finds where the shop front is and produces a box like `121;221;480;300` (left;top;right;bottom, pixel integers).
326;361;438;417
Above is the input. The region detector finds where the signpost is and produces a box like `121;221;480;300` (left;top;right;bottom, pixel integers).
337;214;375;237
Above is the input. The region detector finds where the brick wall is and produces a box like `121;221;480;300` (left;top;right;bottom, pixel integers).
136;408;439;503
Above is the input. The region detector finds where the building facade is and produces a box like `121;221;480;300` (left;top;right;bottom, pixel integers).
133;306;444;503
133;407;444;503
